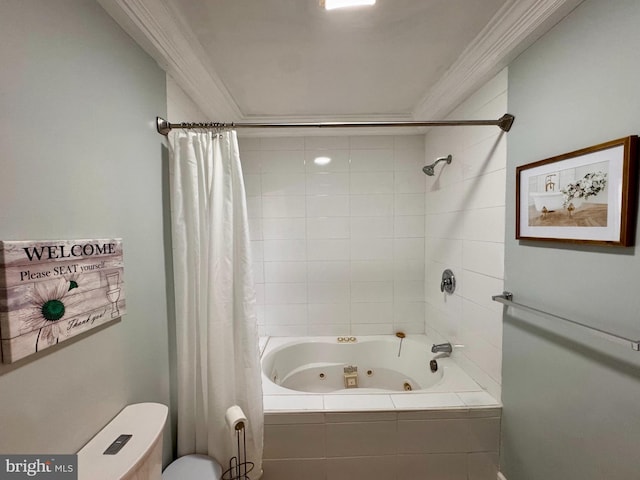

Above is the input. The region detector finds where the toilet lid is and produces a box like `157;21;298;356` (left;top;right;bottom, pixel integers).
162;454;222;480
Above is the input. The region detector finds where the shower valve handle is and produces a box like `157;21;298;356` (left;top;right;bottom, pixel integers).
440;269;456;294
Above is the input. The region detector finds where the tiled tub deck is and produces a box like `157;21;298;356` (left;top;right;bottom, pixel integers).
260;337;501;480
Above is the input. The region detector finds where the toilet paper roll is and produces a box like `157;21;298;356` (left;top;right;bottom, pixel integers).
225;405;247;432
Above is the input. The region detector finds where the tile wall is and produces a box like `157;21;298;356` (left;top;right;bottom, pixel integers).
239;69;507;398
262;409;501;480
423;69;507;399
239;135;426;337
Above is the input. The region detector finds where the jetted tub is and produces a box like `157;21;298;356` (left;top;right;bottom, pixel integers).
259;335;502;479
263;335;448;393
260;335;496;403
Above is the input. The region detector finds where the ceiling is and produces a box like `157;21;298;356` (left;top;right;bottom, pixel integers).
167;0;505;118
99;0;583;124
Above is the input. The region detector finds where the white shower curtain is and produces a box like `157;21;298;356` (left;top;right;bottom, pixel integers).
168;130;263;476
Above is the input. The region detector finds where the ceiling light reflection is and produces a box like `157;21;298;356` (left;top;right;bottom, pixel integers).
321;0;376;10
313;156;332;166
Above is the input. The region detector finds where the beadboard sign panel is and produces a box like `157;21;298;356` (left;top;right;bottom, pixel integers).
0;239;125;363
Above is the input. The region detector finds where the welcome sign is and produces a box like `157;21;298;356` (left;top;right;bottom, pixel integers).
0;239;125;363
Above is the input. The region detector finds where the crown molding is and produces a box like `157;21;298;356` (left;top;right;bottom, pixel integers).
99;0;584;125
412;0;584;120
97;0;242;120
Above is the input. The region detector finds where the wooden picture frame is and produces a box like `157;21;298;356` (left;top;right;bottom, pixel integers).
516;136;638;246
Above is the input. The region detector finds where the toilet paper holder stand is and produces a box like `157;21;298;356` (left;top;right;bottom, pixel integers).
222;407;254;480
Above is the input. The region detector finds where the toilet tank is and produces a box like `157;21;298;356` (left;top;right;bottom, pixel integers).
77;403;168;480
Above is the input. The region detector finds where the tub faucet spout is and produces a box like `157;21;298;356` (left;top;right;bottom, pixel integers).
431;342;453;354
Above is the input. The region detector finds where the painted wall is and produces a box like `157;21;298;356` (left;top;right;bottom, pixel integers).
238;135;426;337
0;0;172;462
167;74;209;122
503;0;640;478
423;70;507;400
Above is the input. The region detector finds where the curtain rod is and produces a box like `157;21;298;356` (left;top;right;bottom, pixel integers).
156;114;515;136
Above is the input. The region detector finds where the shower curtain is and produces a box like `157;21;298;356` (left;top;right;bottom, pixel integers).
168;130;263;476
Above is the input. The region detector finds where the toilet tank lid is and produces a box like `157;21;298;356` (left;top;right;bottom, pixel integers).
162;454;222;480
77;403;168;480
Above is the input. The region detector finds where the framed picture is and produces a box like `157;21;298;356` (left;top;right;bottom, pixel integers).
516;136;637;246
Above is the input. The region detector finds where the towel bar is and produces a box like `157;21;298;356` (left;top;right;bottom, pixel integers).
492;291;640;351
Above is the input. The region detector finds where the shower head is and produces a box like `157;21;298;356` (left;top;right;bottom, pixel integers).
422;154;452;176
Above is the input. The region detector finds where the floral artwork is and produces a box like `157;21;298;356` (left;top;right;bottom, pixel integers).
0;239;126;363
524;161;609;229
561;171;607;208
516;136;637;246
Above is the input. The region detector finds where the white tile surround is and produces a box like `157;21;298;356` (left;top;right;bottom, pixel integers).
239;134;426;337
263;389;500;415
239;70;507;400
262;408;500;480
423;69;507;400
238;71;508;479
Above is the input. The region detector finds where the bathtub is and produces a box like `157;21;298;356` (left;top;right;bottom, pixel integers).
260;335;499;409
263;334;441;393
259;335;502;480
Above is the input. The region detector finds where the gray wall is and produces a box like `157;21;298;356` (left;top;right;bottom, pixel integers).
0;0;173;462
503;0;640;478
